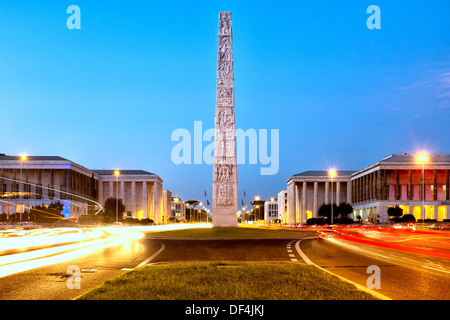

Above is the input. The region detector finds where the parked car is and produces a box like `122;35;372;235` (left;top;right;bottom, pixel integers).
14;222;42;230
0;222;11;230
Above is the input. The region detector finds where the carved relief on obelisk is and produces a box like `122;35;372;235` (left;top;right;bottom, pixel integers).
212;12;238;227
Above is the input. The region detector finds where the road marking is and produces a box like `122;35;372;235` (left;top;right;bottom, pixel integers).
294;239;391;300
136;242;165;268
286;240;296;262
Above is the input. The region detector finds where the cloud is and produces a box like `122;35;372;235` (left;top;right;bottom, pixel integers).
378;59;450;117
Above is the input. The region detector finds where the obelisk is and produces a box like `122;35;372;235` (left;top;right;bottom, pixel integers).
212;12;238;227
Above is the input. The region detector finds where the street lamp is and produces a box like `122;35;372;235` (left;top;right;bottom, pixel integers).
417;154;427;223
114;170;120;222
329;169;337;225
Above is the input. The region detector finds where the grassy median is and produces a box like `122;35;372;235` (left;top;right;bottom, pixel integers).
77;261;378;300
145;226;313;239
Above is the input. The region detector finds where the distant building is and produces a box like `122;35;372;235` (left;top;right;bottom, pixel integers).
171;197;186;222
93;170;164;223
286;170;354;224
162;189;172;224
351;154;450;223
277;190;287;223
0;154;171;223
264;198;279;223
286;154;450;223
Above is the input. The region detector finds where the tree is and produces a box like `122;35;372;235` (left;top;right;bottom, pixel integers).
318;203;353;219
401;214;416;222
103;197;126;223
336;202;353;216
30;201;65;223
318;203;337;220
388;205;403;222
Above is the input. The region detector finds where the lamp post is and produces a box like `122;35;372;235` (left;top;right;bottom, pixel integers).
329;169;336;225
186;200;200;223
114;170;120;222
417;154;427;223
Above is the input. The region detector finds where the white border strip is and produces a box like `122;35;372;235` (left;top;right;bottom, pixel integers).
136;242;165;267
294;239;391;300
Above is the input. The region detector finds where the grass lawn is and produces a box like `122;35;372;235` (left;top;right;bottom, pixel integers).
145;226;313;239
77;261;378;300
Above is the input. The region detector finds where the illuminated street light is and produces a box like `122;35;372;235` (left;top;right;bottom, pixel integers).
329;169;337;225
417;154;427;223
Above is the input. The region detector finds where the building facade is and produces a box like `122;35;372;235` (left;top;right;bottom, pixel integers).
0;154;170;223
286;171;354;224
351;154;450;223
264;198;279;222
277;190;287;223
286;154;450;224
0;156;100;219
93;170;164;223
170;197;186;222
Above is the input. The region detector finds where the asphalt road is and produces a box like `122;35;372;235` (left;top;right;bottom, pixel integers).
297;236;450;300
0;236;160;300
1;229;449;300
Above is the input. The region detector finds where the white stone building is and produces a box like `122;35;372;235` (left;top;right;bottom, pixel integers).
93;170;164;223
0;154;171;223
286;170;355;224
277;190;287;223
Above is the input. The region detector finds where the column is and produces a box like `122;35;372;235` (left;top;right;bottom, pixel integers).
109;181;114;198
433;169;437;200
295;183;300;223
54;170;60;200
395;169;400;200
446;170;449;200
302;182;307;222
325;182;329;204
287;181;296;224
98;181;103;207
120;181;125;201
131;181;136;217
336;181;341;205
408;169;412;200
347;181;352;204
313;182;318;218
153;181;162;224
142;181;148;219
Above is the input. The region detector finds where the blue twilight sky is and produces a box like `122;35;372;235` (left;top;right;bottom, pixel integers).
1;1;450;206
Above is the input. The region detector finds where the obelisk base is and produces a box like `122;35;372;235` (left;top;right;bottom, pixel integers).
212;207;238;227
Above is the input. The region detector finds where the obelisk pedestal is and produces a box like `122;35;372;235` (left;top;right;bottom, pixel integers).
212;12;238;227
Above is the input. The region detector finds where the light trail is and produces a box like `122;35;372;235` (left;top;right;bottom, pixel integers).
0;227;144;278
0;176;103;214
318;227;450;278
0;223;211;278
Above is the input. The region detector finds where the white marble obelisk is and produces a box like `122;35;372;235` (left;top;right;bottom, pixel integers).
212;12;238;227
